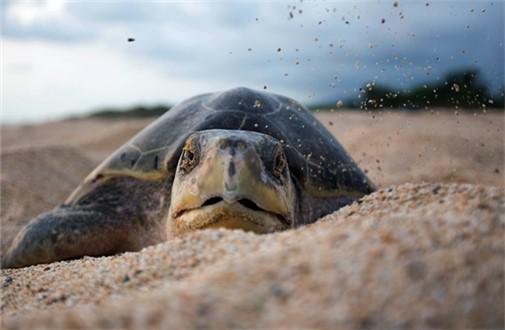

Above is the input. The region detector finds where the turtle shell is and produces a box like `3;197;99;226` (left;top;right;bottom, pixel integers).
78;87;374;200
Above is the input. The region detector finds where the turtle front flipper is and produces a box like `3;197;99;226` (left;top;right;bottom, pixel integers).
3;207;130;268
2;176;171;269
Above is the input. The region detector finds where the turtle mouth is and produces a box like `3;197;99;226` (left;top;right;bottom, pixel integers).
200;196;290;225
172;196;290;234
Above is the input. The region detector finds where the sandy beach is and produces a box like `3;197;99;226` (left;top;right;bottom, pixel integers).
1;110;504;328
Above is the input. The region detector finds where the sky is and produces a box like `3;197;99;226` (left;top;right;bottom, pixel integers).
1;0;504;124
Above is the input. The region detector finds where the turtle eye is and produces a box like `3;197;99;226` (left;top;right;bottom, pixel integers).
273;146;287;180
180;140;199;174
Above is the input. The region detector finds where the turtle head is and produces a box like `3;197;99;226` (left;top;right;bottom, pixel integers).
168;129;295;235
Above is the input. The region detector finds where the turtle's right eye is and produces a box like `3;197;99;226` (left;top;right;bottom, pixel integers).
180;141;199;174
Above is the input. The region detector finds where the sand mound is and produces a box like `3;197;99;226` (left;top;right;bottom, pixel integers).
1;119;152;163
0;146;95;254
2;183;503;329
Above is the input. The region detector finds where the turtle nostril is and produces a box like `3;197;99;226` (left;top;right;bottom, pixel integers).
238;199;263;211
202;197;223;207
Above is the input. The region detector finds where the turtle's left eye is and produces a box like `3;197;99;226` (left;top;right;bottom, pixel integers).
273;146;287;180
180;140;199;174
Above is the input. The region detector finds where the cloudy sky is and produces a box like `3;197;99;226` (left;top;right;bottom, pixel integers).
1;0;503;123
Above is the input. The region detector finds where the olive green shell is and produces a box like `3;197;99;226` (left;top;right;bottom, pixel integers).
75;87;374;201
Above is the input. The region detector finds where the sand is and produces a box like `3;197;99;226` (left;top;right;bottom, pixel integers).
1;111;504;329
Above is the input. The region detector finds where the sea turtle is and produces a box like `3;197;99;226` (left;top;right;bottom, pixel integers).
2;87;375;268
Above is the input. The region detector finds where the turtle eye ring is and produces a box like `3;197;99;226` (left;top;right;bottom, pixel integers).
180;141;199;174
273;146;287;180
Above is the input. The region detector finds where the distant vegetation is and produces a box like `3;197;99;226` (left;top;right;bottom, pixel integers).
87;104;170;118
83;68;503;118
345;68;504;111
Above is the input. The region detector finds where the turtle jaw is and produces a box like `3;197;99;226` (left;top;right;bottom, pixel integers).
171;199;290;234
167;129;296;236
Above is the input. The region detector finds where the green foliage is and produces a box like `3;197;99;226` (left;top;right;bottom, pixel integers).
87;104;170;118
353;68;503;111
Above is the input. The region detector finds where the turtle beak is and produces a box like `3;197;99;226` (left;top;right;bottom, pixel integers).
168;132;294;235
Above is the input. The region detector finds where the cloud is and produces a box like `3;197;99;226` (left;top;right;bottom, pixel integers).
2;0;96;42
1;40;234;123
1;0;503;123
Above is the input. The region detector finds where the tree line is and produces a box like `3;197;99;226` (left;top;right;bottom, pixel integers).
347;68;504;111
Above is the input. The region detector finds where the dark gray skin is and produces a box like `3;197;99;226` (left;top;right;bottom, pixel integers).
2;87;375;269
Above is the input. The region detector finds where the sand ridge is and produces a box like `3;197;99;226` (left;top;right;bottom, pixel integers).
2;183;503;328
